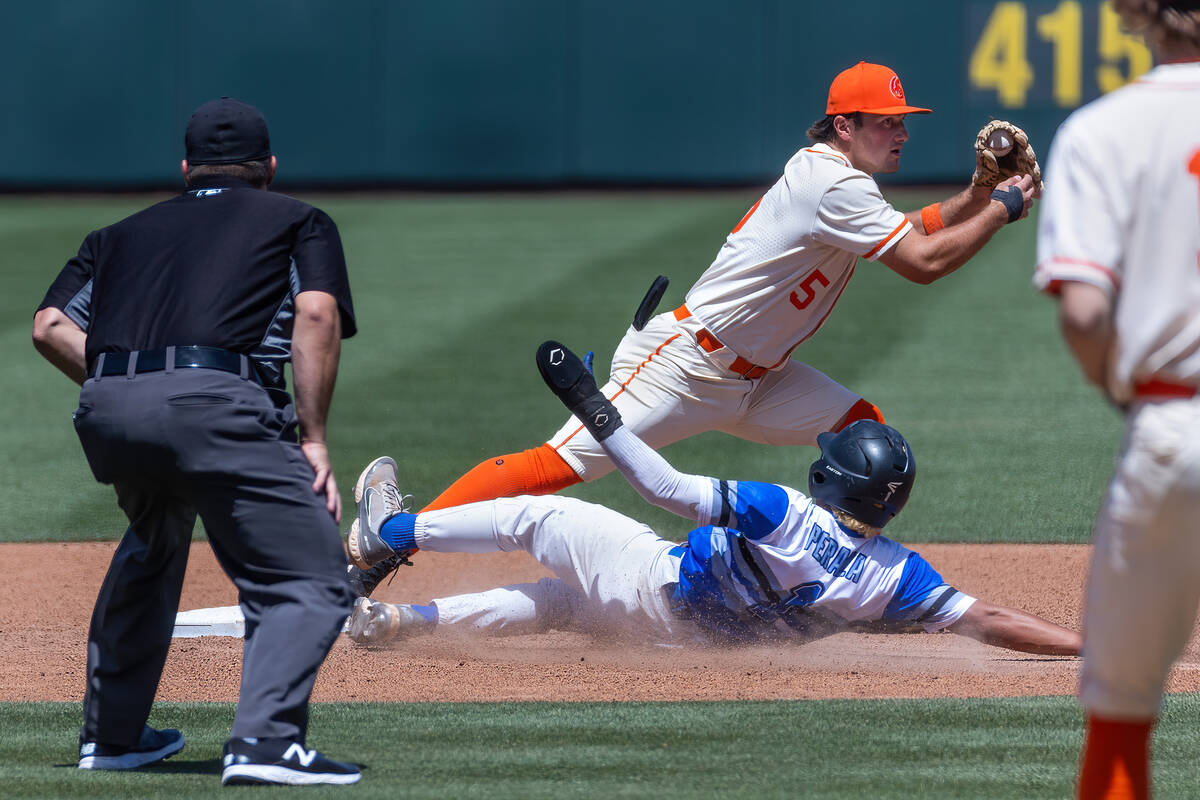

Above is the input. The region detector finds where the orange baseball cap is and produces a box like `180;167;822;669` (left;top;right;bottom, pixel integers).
826;62;932;115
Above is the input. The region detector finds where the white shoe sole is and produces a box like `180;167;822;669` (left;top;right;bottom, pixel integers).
221;764;362;785
346;518;370;569
78;735;184;770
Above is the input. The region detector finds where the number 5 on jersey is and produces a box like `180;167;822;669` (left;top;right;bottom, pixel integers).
790;270;830;310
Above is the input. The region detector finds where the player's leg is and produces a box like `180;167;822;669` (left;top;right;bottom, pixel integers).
73;376;194;764
429;578;586;633
171;375;354;745
80;485;194;755
421;444;579;512
369;494;682;637
347;578;588;645
1077;401;1200;800
440;495;681;635
720;360;881;446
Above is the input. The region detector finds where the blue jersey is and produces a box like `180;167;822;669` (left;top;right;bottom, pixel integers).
671;480;974;643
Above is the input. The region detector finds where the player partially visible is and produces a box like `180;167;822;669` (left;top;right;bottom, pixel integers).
349;61;1042;596
344;342;1080;658
1034;2;1200;797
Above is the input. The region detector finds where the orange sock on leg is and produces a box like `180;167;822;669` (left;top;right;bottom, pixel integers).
1078;714;1153;800
833;398;885;431
421;444;581;511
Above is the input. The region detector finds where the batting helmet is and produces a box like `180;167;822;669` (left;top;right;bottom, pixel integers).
808;420;915;530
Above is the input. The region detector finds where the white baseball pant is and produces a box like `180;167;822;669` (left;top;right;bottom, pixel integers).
413;496;688;641
1080;397;1200;718
546;310;861;480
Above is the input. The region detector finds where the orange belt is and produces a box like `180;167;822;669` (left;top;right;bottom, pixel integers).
1134;379;1196;399
673;305;770;379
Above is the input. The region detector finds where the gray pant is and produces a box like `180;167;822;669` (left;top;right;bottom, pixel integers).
73;367;353;747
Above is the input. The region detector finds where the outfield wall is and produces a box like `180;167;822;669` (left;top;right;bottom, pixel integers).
2;1;1151;187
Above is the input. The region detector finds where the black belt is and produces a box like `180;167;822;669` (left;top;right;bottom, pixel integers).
89;346;262;384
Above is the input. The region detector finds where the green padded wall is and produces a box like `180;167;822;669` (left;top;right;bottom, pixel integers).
0;0;1152;187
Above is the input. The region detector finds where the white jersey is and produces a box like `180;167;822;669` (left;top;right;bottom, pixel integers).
672;479;975;643
684;142;911;368
1035;62;1200;404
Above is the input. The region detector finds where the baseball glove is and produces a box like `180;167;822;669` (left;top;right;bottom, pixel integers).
972;120;1043;193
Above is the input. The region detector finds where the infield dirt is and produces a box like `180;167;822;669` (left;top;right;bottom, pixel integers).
4;542;1199;703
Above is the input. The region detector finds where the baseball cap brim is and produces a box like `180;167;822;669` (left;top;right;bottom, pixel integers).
828;103;932;115
857;104;932;115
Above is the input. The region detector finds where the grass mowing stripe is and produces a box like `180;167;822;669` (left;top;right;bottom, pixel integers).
4;697;1199;798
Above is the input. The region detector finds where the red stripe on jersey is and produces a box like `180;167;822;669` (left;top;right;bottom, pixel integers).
863;220;908;259
731;198;762;234
804;147;850;167
1037;257;1120;289
1040;278;1065;296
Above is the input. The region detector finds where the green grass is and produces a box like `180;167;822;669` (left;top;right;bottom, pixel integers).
4;697;1200;799
0;190;1120;543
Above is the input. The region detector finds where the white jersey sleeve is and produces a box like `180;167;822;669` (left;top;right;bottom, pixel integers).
1034;110;1124;296
812;169;911;260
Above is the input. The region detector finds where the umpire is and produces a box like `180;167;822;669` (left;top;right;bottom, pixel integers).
32;97;361;786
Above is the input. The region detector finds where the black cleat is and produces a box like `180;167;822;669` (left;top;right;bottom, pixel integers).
78;725;185;770
221;737;361;786
536;340;622;441
346;553;410;598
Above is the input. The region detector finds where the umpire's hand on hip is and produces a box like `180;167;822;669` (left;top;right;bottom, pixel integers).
292;290;344;522
301;440;341;522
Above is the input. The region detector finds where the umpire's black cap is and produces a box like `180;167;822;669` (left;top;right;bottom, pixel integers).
184;97;271;165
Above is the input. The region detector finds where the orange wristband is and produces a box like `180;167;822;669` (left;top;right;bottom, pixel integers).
921;202;945;234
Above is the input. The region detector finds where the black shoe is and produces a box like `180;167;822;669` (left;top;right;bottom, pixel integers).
221;737;361;786
78;725;185;770
536;340;622;440
347;552;409;598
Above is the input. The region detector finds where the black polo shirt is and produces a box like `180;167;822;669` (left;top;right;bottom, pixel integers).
38;177;356;388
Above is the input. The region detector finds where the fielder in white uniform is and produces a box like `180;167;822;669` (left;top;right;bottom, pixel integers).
346;342;1079;656
393;62;1038;536
1034;3;1200;796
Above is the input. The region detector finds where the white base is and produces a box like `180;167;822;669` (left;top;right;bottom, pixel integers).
172;605;245;638
172;605;352;638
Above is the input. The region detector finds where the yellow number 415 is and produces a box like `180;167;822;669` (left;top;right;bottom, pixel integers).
969;1;1152;108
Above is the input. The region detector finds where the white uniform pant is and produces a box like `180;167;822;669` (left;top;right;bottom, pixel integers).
546;310;860;480
1081;397;1200;718
414;496;687;641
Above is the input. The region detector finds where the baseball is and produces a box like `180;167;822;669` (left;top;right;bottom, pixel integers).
987;129;1013;157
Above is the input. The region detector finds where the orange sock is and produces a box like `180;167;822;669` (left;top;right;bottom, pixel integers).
421;444;581;511
833;398;885;431
1078;714;1153;800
